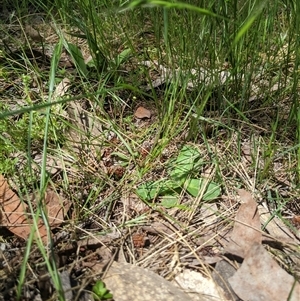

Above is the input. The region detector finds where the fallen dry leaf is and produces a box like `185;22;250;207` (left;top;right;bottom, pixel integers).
0;175;71;243
0;175;37;241
43;190;71;227
228;243;300;301
225;189;262;258
134;106;151;119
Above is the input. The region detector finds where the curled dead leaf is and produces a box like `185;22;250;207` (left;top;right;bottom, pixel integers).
134;106;151;119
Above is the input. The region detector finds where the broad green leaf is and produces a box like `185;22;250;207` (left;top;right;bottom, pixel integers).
159;180;180;195
136;179;179;201
92;280;112;300
170;145;201;184
102;292;113;299
136;181;160;201
93;280;106;296
160;195;178;208
186;178;221;200
115;48;131;67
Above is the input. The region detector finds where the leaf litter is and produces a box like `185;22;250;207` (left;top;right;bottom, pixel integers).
222;189;300;301
0;174;71;243
228;243;300;301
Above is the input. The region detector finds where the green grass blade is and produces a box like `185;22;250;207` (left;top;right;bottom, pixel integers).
233;0;268;45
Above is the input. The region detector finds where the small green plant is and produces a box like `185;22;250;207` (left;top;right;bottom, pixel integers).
92;280;113;300
136;145;221;208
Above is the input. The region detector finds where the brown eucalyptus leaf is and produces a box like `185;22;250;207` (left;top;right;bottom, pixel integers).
228;243;300;301
0;175;71;243
0;174;47;241
225;189;262;258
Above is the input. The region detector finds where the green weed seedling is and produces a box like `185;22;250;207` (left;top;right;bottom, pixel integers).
93;280;113;300
136;145;221;208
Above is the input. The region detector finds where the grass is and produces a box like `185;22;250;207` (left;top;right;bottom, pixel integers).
0;0;300;299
